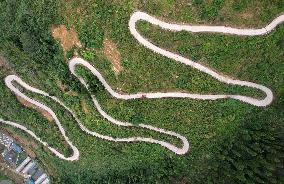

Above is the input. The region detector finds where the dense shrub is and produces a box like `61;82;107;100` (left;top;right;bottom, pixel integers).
58;153;185;184
193;99;284;184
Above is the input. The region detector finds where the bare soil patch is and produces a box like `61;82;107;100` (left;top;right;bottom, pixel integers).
56;80;79;96
81;100;89;114
65;91;78;96
51;25;81;54
103;38;122;74
16;96;54;123
0;56;11;72
56;80;67;92
0;56;7;67
239;11;254;20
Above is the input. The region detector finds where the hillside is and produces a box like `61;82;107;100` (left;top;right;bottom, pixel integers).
0;0;283;183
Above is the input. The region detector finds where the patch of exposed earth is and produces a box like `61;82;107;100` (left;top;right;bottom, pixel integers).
103;38;122;74
51;25;81;56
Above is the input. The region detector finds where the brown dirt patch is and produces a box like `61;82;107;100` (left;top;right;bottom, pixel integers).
65;91;78;96
56;80;67;92
16;96;54;123
239;11;254;20
51;25;81;53
56;80;79;96
0;56;7;67
103;38;122;74
81;100;89;114
0;55;11;72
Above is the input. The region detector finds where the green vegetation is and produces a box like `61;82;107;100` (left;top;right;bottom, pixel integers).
0;0;283;183
0;172;11;181
0;144;5;153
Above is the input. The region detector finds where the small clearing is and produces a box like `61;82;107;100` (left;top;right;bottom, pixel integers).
0;56;9;69
103;38;122;74
81;100;89;114
56;80;67;92
239;11;254;20
0;57;6;67
51;25;81;54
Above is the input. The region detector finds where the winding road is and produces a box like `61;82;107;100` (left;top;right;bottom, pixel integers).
1;11;282;161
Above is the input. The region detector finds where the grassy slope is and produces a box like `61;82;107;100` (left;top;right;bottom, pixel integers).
0;0;283;183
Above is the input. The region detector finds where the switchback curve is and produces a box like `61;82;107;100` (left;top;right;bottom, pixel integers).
128;11;279;106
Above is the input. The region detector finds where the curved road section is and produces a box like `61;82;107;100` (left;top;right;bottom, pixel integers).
1;11;283;161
